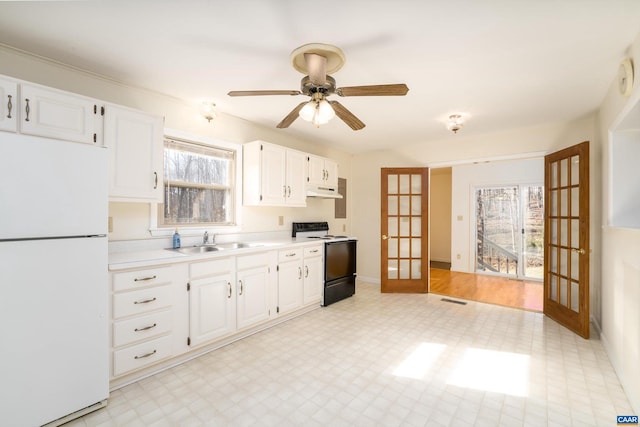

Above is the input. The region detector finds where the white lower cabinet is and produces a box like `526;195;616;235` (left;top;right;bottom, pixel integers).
109;244;324;384
277;248;303;315
110;264;188;378
303;245;324;305
236;252;271;330
188;258;235;347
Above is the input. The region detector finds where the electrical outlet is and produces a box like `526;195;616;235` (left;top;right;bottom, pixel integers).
108;217;113;233
278;216;284;226
457;215;463;221
342;224;346;232
456;254;461;260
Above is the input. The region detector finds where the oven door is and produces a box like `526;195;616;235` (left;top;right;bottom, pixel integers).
325;240;357;282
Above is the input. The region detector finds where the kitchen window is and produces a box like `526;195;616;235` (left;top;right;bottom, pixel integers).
158;137;236;227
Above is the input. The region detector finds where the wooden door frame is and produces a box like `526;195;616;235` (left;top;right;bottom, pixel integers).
381;167;429;293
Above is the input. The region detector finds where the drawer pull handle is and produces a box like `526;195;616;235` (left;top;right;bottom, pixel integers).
7;94;12;119
305;265;309;278
298;266;302;280
238;280;243;296
134;349;157;360
285;252;296;257
24;98;30;122
134;323;157;332
134;297;157;305
154;172;158;189
228;281;232;298
134;275;157;282
310;249;319;253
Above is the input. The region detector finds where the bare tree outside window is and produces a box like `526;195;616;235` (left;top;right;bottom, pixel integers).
159;138;236;227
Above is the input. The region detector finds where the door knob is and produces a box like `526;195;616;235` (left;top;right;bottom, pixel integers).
382;235;389;240
571;248;586;255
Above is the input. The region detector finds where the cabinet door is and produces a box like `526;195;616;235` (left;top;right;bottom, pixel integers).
105;104;163;202
286;149;307;206
0;77;17;132
306;155;325;187
324;159;339;188
278;260;304;314
260;143;287;205
20;84;97;144
189;273;235;347
236;266;270;330
303;256;323;305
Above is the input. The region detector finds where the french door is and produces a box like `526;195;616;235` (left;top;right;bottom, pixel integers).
381;168;429;293
544;141;590;339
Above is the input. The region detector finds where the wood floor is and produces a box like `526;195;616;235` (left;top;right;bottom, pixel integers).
429;268;543;312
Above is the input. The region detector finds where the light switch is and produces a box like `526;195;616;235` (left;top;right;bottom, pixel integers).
108;217;113;233
457;215;463;221
278;216;284;226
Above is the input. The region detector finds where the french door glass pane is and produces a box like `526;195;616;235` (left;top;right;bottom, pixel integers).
399;175;410;193
523;186;544;279
411;174;422;193
388;175;398;194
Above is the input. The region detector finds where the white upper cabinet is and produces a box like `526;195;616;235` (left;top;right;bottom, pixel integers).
20;83;98;144
243;140;307;206
0;77;18;133
307;154;338;189
104;104;164;202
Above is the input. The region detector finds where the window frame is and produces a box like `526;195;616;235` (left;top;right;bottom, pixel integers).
149;129;242;237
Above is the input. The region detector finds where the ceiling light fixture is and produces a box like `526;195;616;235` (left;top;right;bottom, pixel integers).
447;114;464;134
199;101;217;123
299;92;335;127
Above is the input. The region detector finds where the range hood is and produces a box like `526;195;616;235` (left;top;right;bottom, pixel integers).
306;185;343;199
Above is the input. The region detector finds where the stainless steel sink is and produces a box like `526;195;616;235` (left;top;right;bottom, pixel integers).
215;242;254;249
171;245;223;254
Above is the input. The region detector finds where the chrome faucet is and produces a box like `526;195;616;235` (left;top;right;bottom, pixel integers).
203;231;209;245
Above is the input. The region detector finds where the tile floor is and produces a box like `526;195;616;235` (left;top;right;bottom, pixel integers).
69;281;633;426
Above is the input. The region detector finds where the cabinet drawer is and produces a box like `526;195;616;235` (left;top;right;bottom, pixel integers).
112;335;172;377
304;245;323;258
278;248;301;262
113;266;173;292
113;309;172;347
113;284;172;319
190;257;233;279
237;252;269;270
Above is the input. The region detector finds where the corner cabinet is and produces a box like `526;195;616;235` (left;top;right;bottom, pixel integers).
243;140;306;206
104;104;164;202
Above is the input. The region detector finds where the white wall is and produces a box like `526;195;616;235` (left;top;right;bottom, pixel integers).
0;45;353;242
597;30;640;414
450;158;543;273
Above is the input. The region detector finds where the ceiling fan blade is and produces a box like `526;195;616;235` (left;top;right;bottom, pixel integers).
329;101;366;131
336;84;409;97
305;53;327;86
228;90;301;96
276;102;307;129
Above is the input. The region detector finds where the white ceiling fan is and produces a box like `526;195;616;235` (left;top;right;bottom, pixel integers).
228;43;409;130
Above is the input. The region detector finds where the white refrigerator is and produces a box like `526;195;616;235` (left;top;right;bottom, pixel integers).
0;133;109;426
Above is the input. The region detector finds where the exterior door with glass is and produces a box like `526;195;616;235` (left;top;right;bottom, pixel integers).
381;168;429;293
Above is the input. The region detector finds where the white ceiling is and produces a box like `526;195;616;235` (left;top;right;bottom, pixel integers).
0;1;639;154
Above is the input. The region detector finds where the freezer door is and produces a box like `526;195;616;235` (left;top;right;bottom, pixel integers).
0;237;109;426
0;133;107;239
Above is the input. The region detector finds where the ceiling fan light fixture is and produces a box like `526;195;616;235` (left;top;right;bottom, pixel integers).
299;97;335;127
